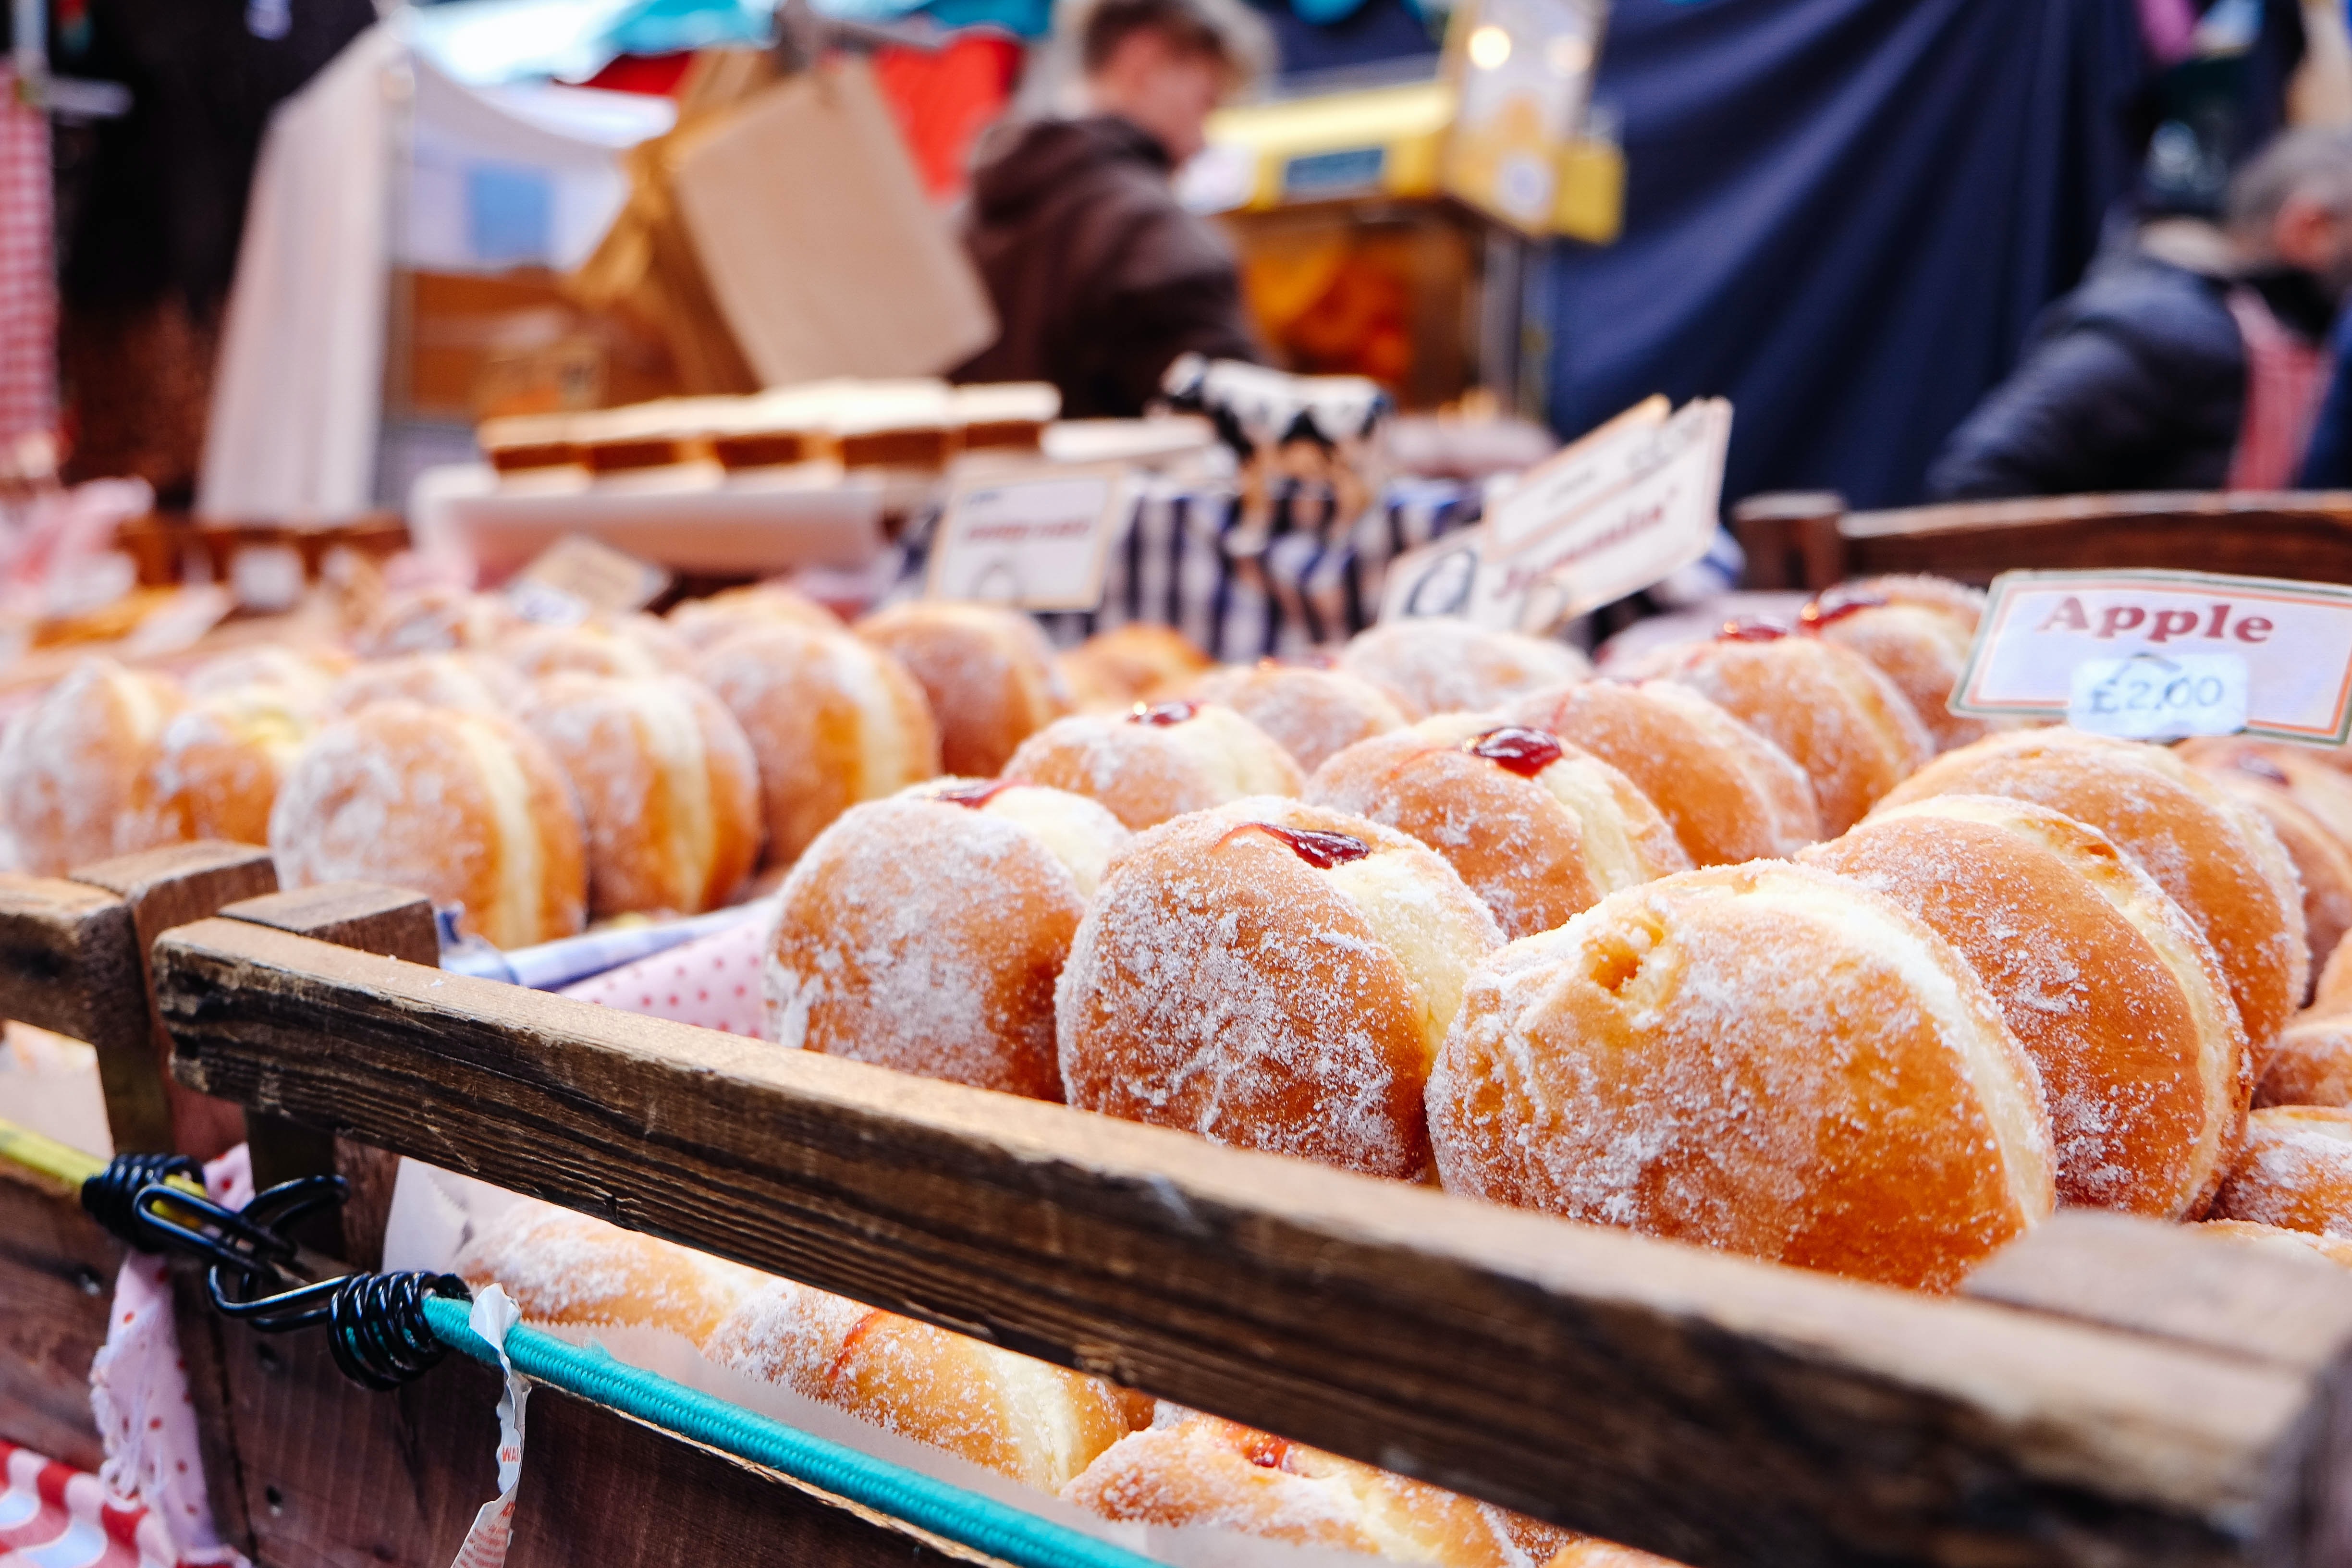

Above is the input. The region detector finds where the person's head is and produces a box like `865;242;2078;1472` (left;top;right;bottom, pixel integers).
2227;128;2352;297
1075;0;1271;164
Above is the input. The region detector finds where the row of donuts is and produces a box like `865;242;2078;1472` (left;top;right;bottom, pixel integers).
457;1197;1671;1568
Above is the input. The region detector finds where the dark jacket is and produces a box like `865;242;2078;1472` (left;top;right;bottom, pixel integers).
1925;250;2247;500
954;115;1258;418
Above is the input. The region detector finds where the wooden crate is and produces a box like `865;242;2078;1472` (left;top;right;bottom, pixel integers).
140;894;2352;1568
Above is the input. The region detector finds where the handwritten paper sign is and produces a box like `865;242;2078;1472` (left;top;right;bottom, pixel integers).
1953;569;2352;744
925;461;1134;610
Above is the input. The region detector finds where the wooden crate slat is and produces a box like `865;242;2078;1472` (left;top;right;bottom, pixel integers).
0;1164;120;1469
0;872;164;1153
153;916;2352;1568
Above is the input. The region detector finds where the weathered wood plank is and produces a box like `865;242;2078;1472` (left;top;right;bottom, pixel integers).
155;916;2352;1568
0;1164;118;1468
0;873;162;1152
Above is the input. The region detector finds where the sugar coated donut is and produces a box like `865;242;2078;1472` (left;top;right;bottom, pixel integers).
2256;1014;2352;1107
695;625;940;867
2197;1218;2352;1266
1799;577;1992;752
1338;621;1590;717
1004;701;1305;830
124;684;321;853
498;614;694;681
856;601;1072;776
766;783;1128;1098
1188;661;1415;774
514;673;761;917
2316;937;2352;1018
1879;730;2307;1050
1309;718;1690;940
1058;797;1503;1178
701;1275;875;1400
1427;861;2054;1289
1801;795;2248;1216
330;653;523;716
2207;1106;2352;1236
1504;680;1820;865
665;583;843;650
357;586;524;658
1639;624;1933;834
270;700;586;948
2185;760;2352;988
183;644;347;708
0;658;182;875
1062;1413;1576;1567
456;1200;765;1346
1055;623;1214;711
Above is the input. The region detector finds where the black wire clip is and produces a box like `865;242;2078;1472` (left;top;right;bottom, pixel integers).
78;1154;469;1391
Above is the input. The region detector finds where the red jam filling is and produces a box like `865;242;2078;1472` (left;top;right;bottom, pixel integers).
1717;616;1793;642
1466;725;1563;777
2232;754;2291;786
1248;823;1370;868
1130;699;1199;726
933;779;1016;808
1799;588;1887;630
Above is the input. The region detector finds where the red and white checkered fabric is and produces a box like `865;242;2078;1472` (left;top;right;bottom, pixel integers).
0;66;56;449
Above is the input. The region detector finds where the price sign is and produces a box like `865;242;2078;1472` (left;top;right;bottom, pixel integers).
925;461;1135;610
1482;394;1667;555
510;534;670;617
1953;569;2352;744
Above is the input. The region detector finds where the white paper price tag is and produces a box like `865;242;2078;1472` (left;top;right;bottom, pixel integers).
230;544;306;612
2067;652;2248;740
1482;394;1668;555
1954;569;2352;745
925;461;1134;611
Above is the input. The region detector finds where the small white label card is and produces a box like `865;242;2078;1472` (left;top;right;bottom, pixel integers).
925;460;1136;611
1482;393;1669;556
1954;569;2352;744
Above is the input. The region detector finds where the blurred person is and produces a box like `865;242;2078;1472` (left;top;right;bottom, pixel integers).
952;0;1272;417
1928;127;2352;499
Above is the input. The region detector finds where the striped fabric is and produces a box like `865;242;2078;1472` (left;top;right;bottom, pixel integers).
0;1443;182;1568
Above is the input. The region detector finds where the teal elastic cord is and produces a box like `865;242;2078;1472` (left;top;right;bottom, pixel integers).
419;1295;1161;1568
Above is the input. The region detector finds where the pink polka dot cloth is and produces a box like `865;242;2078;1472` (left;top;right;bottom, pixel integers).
559;914;769;1037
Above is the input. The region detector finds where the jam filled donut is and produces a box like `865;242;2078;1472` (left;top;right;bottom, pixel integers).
2182;749;2352;988
2256;1015;2352;1107
665;583;843;651
1798;576;1991;752
1055;623;1214;712
856;601;1072;776
1880;730;2307;1050
1427;860;2054;1290
1504;679;1820;865
2206;1106;2352;1237
1058;797;1503;1178
497;615;695;681
1801;796;2248;1216
1062;1412;1579;1567
124;683;323;852
695;625;940;868
1639;622;1933;835
0;657;182;875
456;1199;764;1346
270;700;586;948
1309;718;1690;940
1003;700;1305;830
1338;620;1590;717
765;782;1128;1099
356;585;525;658
513;673;761;917
1188;660;1416;774
330;653;524;715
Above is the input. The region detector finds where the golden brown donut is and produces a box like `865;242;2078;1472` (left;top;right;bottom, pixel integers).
1504;679;1821;865
665;583;844;651
1799;577;1993;752
700;1275;875;1399
1058;797;1503;1178
497;614;695;681
1426;861;2054;1290
1338;620;1590;716
1879;730;2308;1051
856;601;1072;776
2256;1014;2352;1107
1003;701;1306;831
513;673;762;917
1062;1413;1578;1567
1187;661;1416;774
695;625;941;868
2206;1105;2352;1236
765;783;1128;1098
183;644;349;707
1308;718;1690;940
1801;795;2248;1216
356;585;525;658
1549;1544;1689;1568
2197;1218;2352;1266
0;657;183;875
1054;623;1214;712
269;700;586;948
455;1200;766;1346
2316;936;2352;1017
2185;759;2352;989
123;684;321;852
329;652;524;715
1639;624;1933;835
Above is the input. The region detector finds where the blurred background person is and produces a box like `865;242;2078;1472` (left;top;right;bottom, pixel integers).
952;0;1272;417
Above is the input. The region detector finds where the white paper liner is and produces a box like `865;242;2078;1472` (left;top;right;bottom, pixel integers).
382;1158;1418;1568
